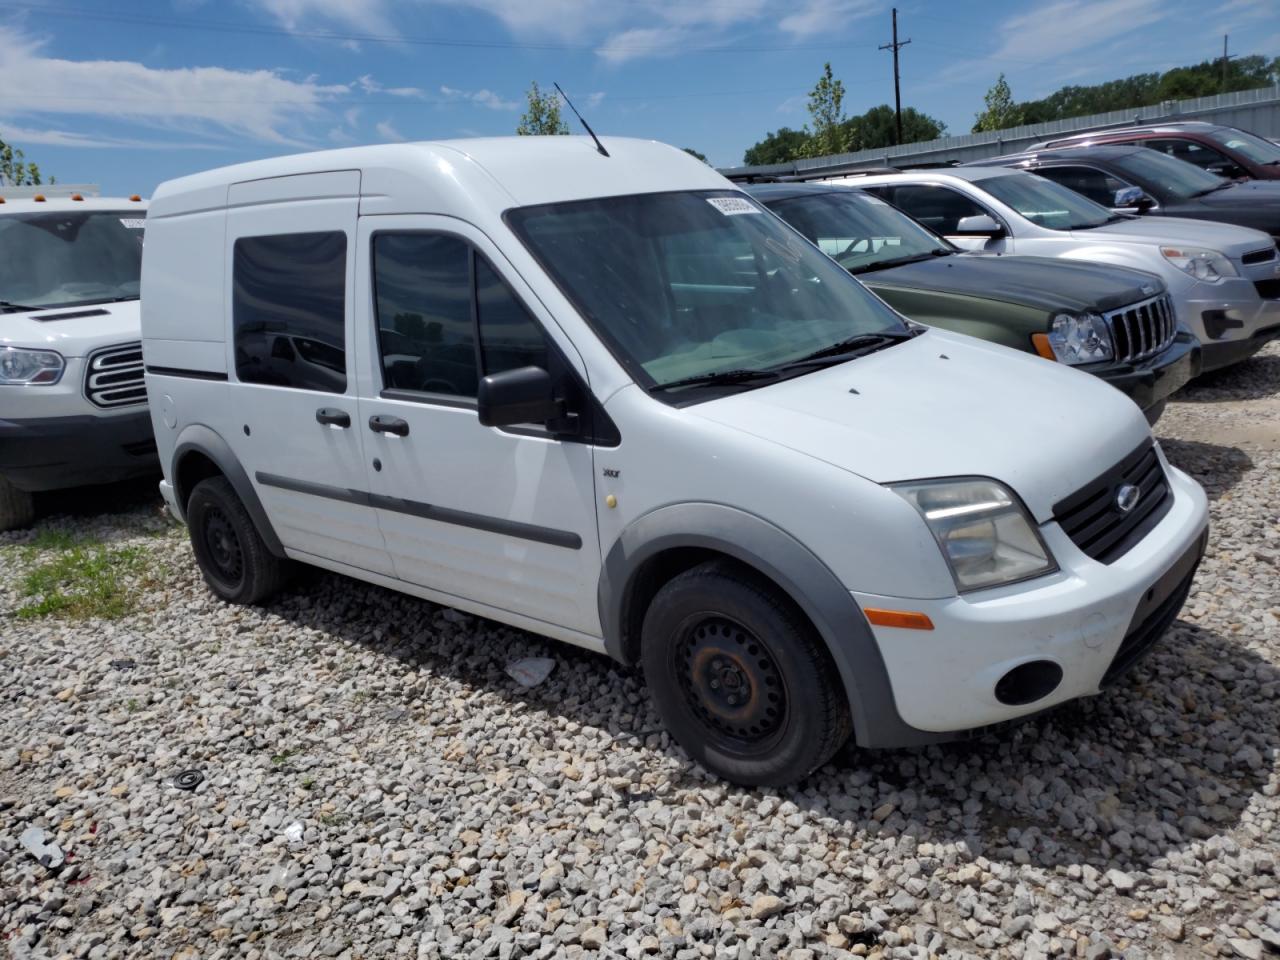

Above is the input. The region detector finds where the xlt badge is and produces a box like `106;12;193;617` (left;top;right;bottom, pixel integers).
602;468;620;479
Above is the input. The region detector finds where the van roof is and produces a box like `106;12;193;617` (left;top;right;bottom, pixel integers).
0;196;148;213
149;137;729;218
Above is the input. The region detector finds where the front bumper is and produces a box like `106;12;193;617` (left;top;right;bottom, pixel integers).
1087;330;1200;422
854;457;1209;736
1181;274;1280;373
0;409;158;492
1200;322;1280;373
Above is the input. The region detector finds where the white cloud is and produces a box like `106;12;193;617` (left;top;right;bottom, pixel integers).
439;85;519;111
778;0;878;37
255;0;399;37
584;91;606;109
986;0;1166;64
0;25;347;145
375;119;406;141
0;121;212;149
355;74;425;98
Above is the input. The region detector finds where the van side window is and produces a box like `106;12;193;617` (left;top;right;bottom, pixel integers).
233;231;348;393
373;234;476;398
372;232;549;400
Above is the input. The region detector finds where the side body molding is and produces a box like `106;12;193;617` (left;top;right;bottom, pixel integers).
598;501;941;749
170;423;286;558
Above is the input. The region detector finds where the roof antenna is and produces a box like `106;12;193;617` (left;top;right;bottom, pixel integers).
554;82;609;157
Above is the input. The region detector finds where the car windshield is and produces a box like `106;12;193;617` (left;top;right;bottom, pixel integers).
1205;126;1280;166
1107;148;1227;200
0;211;143;310
506;190;910;392
764;189;951;272
980;173;1118;229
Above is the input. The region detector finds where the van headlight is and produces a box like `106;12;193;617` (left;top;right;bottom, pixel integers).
0;346;64;385
891;478;1057;592
1159;246;1237;281
1048;313;1113;364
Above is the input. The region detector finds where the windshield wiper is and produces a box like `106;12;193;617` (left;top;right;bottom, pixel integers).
1192;181;1233;197
0;300;39;313
649;367;781;394
847;248;951;275
775;330;916;369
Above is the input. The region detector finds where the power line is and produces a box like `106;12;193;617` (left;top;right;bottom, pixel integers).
0;2;882;55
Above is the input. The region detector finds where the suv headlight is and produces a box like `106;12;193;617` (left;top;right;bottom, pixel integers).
1160;246;1237;281
891;478;1057;593
0;346;64;385
1047;312;1113;364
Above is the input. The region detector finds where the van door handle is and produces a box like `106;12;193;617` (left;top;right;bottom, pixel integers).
368;415;409;437
315;408;351;428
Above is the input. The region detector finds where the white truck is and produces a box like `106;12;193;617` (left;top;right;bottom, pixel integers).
0;194;152;529
141;138;1209;785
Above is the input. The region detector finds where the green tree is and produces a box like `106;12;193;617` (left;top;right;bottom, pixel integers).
743;127;811;166
845;105;946;150
683;147;709;163
516;82;570;136
972;74;1022;133
803;63;851;157
0;138;47;186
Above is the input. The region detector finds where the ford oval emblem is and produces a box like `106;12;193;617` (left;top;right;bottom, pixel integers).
1115;483;1140;514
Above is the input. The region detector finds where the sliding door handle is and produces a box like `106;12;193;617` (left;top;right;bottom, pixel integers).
368;415;409;437
315;408;351;428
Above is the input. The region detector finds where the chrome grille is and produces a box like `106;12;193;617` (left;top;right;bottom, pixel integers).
84;342;146;408
1104;293;1177;364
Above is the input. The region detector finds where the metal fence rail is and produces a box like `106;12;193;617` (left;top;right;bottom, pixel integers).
720;84;1280;178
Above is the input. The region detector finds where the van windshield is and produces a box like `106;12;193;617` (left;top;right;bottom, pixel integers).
0;211;143;311
506;190;910;393
980;173;1118;230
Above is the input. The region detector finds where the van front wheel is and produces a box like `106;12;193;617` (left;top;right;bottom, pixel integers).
187;476;287;604
641;560;851;786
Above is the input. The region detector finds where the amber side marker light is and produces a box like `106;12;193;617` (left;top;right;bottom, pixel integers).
1031;333;1057;360
71;193;84;201
33;194;46;202
130;194;142;202
864;608;935;630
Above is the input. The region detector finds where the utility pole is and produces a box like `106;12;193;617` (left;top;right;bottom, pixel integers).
879;8;911;146
1219;34;1234;92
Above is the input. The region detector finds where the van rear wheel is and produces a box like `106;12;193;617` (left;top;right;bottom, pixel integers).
0;476;36;532
187;476;287;604
641;560;851;786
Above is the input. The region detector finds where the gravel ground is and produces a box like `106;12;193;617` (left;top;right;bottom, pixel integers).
2;342;1279;960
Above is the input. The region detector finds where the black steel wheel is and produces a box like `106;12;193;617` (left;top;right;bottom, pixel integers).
187;476;288;604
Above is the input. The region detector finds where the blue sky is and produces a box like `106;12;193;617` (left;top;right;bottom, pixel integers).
0;0;1276;195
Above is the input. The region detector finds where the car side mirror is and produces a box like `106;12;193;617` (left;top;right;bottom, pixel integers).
1112;186;1154;211
953;213;1005;237
477;365;561;428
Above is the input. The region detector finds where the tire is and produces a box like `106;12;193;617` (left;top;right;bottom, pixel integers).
0;476;36;532
186;476;288;604
640;560;852;786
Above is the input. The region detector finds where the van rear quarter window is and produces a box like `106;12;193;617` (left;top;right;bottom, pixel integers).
232;231;347;393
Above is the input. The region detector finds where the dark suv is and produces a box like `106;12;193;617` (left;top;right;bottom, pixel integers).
1032;122;1280;181
975;145;1280;244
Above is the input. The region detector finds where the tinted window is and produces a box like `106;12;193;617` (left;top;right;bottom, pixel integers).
979;173;1116;229
373;234;476;397
1204;127;1280;165
1141;138;1229;171
766;190;949;270
1105;148;1225;201
371;233;550;399
875;185;987;233
0;211;143;309
233;232;347;393
1033;165;1128;206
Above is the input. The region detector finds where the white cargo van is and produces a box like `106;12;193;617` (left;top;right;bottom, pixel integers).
0;195;151;529
142;139;1209;785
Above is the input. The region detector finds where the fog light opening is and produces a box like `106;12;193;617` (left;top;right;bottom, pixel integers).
994;660;1063;706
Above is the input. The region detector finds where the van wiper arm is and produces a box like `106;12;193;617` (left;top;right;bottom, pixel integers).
0;300;38;313
776;330;915;369
649;368;780;393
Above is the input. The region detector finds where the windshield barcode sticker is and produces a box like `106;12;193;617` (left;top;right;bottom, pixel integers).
706;197;760;216
119;218;145;229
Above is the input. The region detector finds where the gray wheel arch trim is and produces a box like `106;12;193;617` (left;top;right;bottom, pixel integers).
598;501;940;749
171;424;286;558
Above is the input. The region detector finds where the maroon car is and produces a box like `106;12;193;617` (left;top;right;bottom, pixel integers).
1033;121;1280;182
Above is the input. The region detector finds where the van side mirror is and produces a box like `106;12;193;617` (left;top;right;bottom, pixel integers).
478;366;560;428
953;213;1005;237
1112;186;1154;211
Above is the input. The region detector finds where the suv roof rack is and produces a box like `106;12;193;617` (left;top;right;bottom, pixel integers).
718;161;902;183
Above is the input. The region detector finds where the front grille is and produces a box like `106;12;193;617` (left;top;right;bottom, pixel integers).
1241;245;1278;266
1103;293;1177;364
1101;562;1197;686
1256;278;1280;300
84;342;146;408
1053;442;1172;564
